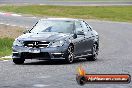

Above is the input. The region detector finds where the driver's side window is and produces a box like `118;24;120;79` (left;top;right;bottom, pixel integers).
75;21;83;32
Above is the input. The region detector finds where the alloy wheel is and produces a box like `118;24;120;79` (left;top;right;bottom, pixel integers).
67;46;74;63
92;44;98;60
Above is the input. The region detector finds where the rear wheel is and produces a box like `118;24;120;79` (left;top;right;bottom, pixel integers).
86;44;98;61
64;45;74;64
13;58;25;64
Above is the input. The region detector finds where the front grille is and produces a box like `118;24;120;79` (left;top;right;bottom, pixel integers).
21;52;50;59
24;41;50;48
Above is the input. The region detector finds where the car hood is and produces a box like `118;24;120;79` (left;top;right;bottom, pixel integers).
17;32;71;41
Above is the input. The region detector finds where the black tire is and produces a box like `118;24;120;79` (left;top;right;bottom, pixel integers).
64;45;74;64
13;58;25;64
86;44;98;61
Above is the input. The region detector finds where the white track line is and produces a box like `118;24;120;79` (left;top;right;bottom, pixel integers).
11;13;22;17
0;11;37;28
0;12;4;15
28;16;37;18
3;60;9;62
0;12;22;17
1;55;12;59
33;84;50;87
0;55;11;62
0;59;10;62
0;12;38;18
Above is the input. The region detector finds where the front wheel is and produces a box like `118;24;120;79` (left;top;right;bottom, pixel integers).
13;58;25;64
64;45;74;64
86;44;98;61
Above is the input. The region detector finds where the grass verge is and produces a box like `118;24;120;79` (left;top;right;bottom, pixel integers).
0;38;14;57
0;24;24;59
0;5;132;22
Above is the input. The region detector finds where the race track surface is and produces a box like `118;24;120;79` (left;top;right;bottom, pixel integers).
0;0;132;6
0;13;132;88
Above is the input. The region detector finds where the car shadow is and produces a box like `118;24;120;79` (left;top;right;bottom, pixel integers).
22;58;98;65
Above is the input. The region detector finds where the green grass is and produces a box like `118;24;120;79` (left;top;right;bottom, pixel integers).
0;5;132;22
0;38;14;57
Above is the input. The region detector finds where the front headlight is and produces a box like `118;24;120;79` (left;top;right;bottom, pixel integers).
49;40;64;47
13;39;23;46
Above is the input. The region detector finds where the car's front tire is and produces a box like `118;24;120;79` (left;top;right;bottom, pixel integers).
13;58;25;64
64;45;74;64
86;44;98;61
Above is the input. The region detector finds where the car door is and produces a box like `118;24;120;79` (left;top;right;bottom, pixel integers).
73;21;85;56
81;21;94;55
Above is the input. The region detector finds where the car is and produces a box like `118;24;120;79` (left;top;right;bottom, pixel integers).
12;18;99;64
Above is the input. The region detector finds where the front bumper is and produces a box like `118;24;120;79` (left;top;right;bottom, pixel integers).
12;45;68;60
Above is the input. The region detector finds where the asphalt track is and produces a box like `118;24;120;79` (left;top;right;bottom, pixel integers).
0;0;132;6
0;12;132;88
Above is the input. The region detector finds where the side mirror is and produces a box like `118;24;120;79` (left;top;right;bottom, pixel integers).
73;34;77;39
76;31;85;35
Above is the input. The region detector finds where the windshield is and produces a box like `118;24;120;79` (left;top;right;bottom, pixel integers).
30;20;74;33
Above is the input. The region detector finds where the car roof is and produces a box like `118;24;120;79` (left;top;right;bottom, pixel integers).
40;18;83;21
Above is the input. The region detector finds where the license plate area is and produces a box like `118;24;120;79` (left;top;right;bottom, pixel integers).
29;48;40;53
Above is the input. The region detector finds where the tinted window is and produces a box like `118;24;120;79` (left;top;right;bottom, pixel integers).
75;21;83;32
81;21;90;34
84;21;92;31
30;20;74;33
